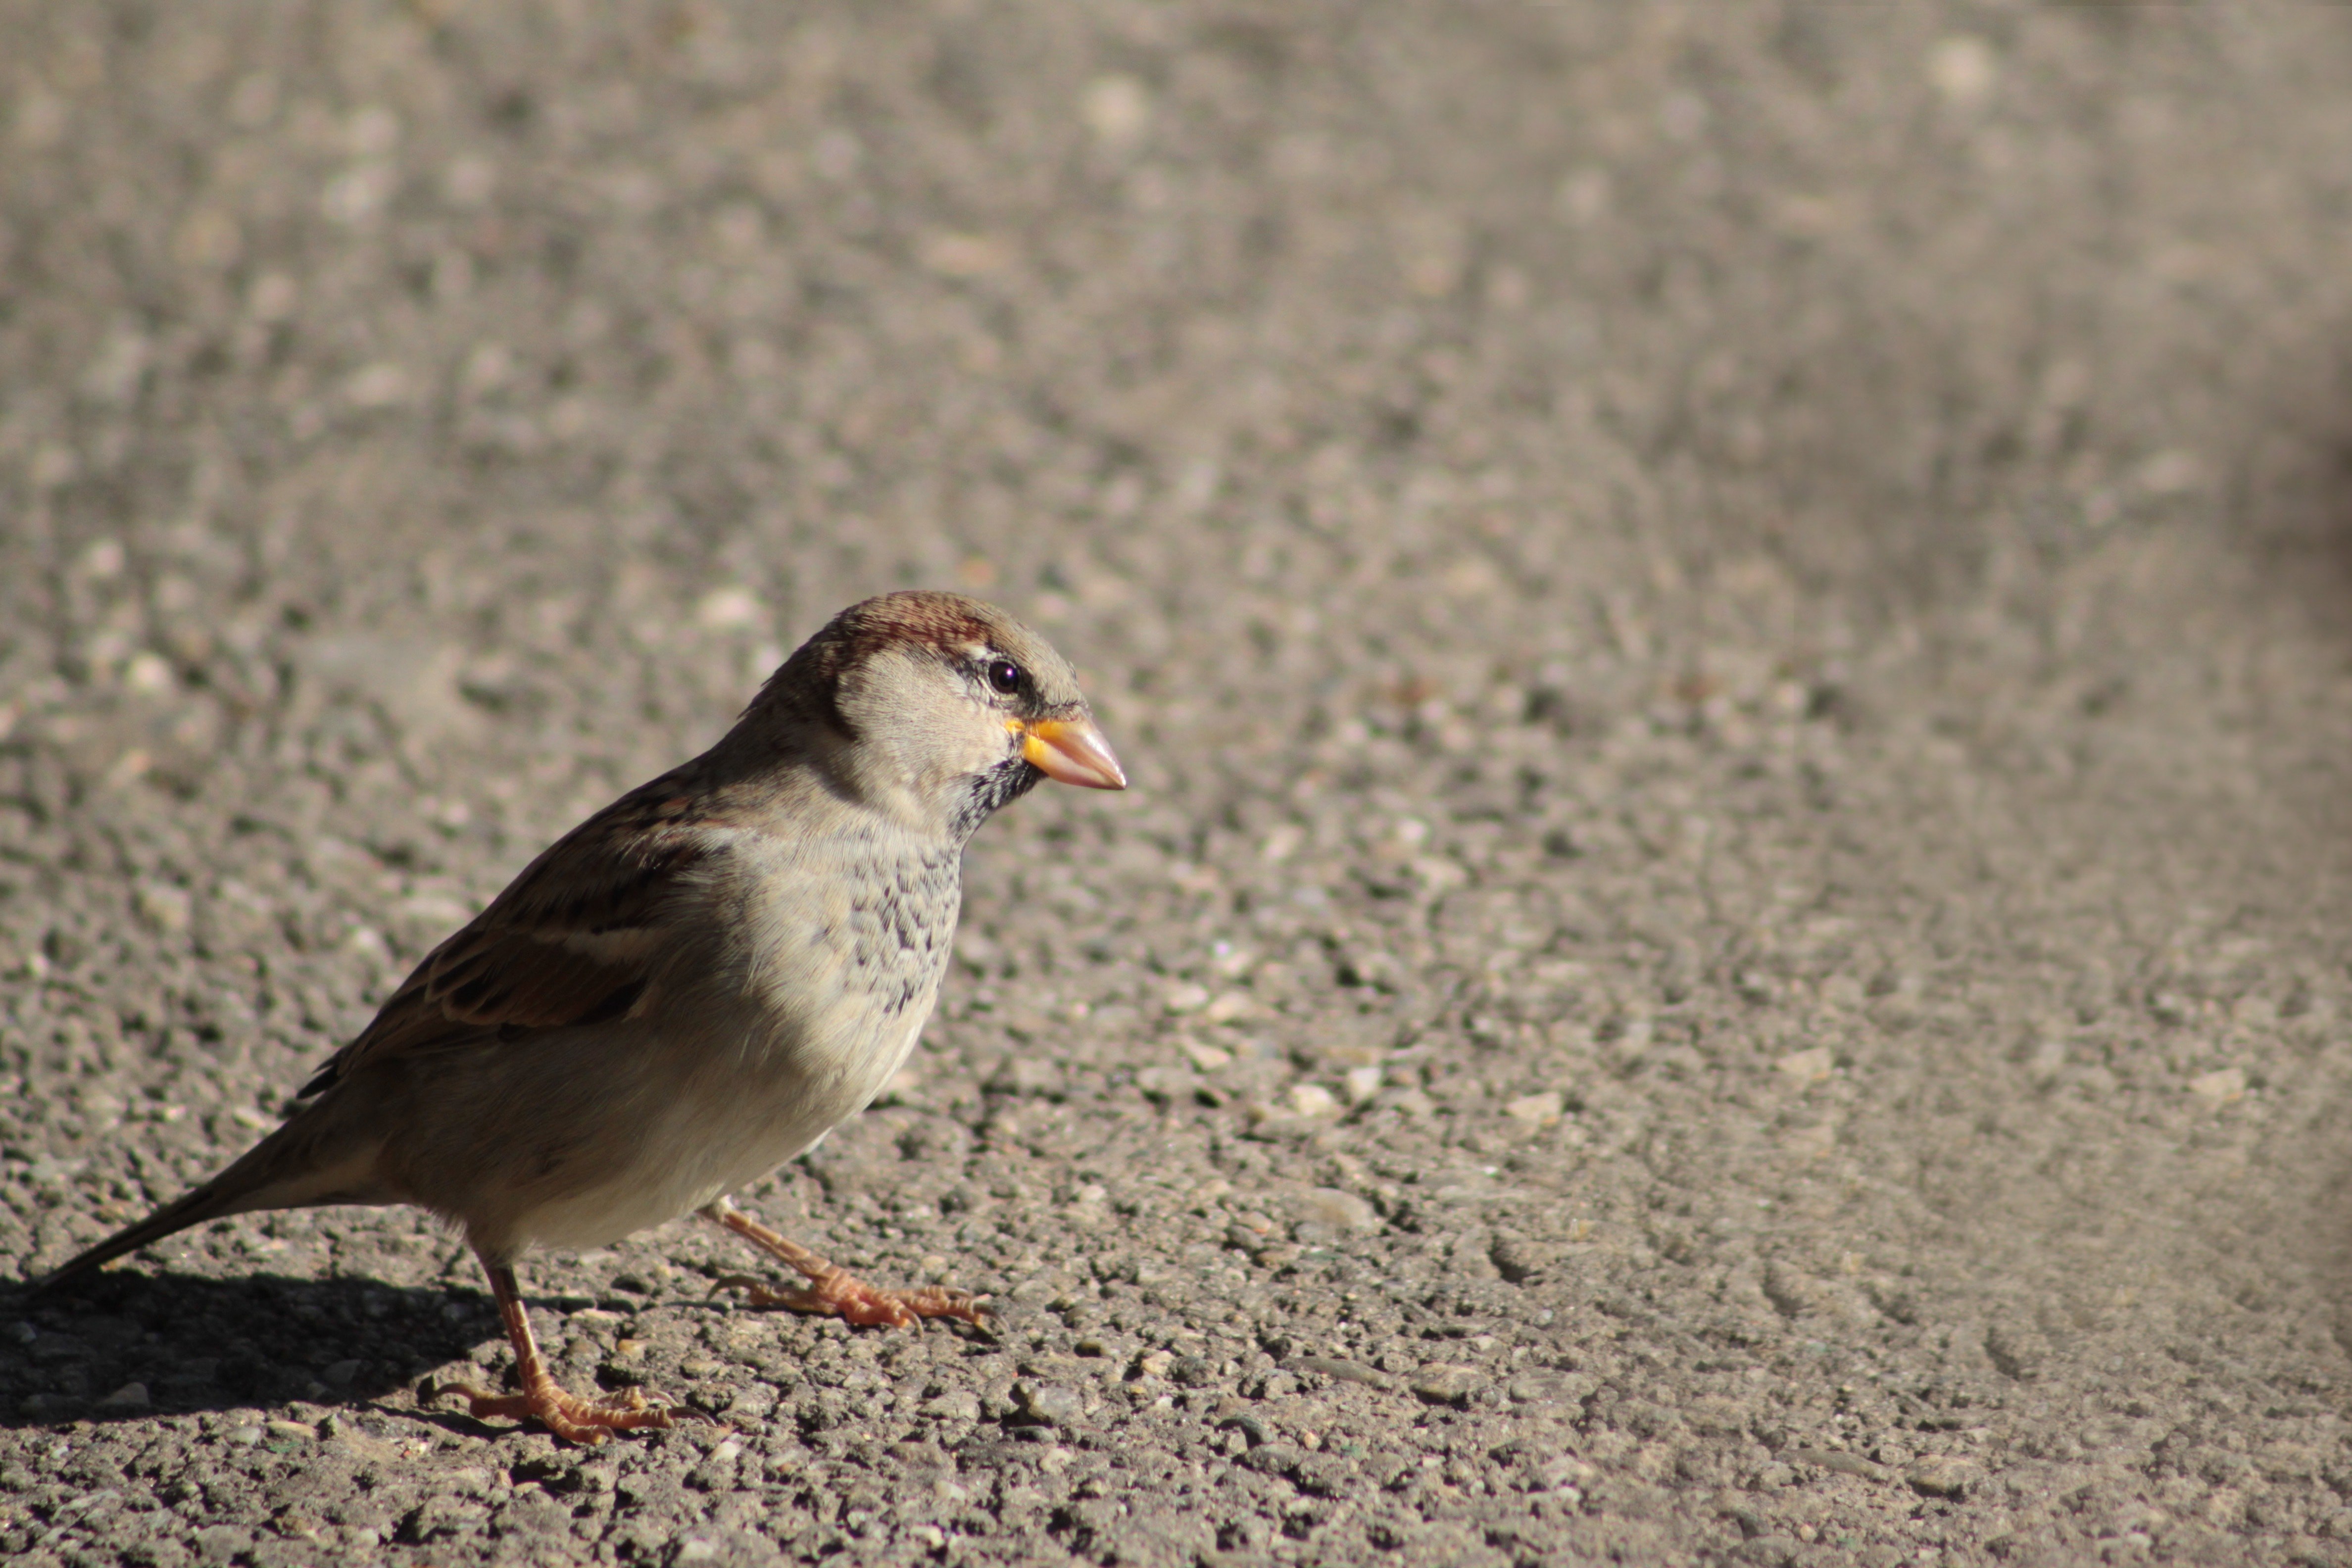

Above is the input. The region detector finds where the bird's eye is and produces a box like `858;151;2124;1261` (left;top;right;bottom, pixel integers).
986;659;1023;695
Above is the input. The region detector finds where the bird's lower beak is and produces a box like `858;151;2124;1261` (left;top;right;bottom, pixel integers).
1021;717;1127;790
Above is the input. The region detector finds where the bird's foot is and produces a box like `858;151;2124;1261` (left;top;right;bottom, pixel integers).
712;1270;990;1329
701;1202;991;1328
434;1375;710;1446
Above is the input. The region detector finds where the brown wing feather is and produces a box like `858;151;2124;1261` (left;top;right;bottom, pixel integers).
298;777;723;1095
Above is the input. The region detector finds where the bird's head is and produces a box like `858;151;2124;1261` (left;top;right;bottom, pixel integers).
745;590;1126;835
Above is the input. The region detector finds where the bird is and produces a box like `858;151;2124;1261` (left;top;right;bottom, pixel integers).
34;590;1127;1443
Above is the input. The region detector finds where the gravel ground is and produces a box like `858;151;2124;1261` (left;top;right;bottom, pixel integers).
7;3;2352;1564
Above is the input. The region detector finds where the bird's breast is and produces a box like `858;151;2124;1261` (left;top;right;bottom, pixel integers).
730;832;963;1091
444;829;972;1255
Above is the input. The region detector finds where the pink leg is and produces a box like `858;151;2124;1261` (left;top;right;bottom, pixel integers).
700;1201;990;1328
435;1254;711;1444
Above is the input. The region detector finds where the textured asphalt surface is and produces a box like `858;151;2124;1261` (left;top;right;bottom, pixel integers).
8;4;2352;1565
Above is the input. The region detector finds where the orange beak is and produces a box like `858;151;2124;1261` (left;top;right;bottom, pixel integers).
1020;717;1127;790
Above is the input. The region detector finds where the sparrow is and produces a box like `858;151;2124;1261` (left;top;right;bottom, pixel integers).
35;590;1126;1443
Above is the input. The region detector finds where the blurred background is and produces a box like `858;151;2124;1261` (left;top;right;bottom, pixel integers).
7;4;2352;832
9;2;2352;1560
10;3;2350;834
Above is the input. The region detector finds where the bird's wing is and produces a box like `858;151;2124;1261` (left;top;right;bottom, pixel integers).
299;776;729;1094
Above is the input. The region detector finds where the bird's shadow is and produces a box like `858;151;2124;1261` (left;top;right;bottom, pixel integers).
0;1269;510;1429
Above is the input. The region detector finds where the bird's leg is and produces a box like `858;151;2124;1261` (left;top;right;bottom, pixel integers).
701;1200;990;1328
437;1254;704;1444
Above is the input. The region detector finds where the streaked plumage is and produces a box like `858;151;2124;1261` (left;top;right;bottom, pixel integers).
36;591;1125;1442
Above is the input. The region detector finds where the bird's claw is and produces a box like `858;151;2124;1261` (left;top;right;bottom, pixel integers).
433;1375;716;1446
711;1269;991;1329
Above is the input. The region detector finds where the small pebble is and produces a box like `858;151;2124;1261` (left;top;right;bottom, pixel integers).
1164;983;1211;1015
1015;1382;1085;1425
693;586;763;631
1297;1186;1379;1231
1907;1458;1975;1498
1927;34;1997;108
1288;1355;1390;1389
1410;1366;1484;1407
922;1390;982;1422
1202;991;1253;1023
2187;1068;2245;1106
1788;1447;1886;1481
1489;1233;1557;1284
1773;1047;1835;1083
1169;1355;1217;1388
1080;74;1151;146
1505;1371;1595;1406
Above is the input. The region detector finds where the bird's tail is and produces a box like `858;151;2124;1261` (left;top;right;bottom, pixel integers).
35;1180;251;1290
32;1113;386;1291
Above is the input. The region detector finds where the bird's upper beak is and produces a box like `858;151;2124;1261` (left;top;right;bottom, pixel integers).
1020;716;1127;790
